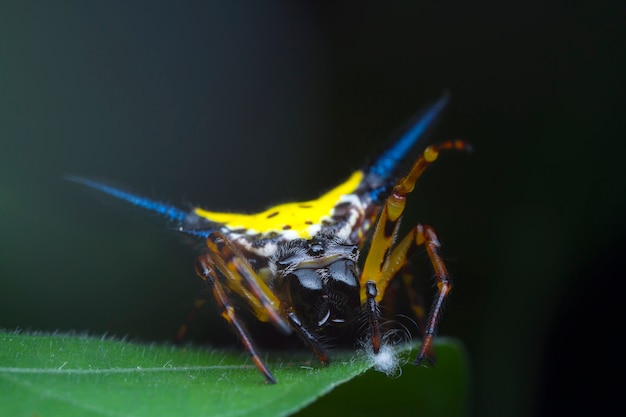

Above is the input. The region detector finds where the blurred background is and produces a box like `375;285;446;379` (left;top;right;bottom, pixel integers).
1;1;624;416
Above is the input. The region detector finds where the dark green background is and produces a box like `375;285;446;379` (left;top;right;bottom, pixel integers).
1;2;623;416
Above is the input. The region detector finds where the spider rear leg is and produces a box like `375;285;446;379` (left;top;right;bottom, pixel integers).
175;295;209;343
195;255;277;383
360;140;469;360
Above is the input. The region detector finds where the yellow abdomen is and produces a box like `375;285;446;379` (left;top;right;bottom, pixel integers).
194;171;364;239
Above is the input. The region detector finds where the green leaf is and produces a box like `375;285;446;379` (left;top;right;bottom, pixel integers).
0;331;468;417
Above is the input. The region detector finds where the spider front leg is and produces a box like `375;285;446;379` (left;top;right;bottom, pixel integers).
360;140;469;359
412;224;450;365
195;232;295;383
205;232;291;334
199;232;330;382
195;255;277;383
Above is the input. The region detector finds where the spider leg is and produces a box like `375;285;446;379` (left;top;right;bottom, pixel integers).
411;224;449;365
398;263;427;330
175;295;209;343
195;255;277;383
203;232;329;372
205;232;291;335
379;224;448;364
360;140;469;356
380;262;427;333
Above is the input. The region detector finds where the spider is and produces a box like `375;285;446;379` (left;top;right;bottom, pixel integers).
68;94;470;383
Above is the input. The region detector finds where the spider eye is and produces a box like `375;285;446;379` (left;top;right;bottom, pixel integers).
307;242;325;256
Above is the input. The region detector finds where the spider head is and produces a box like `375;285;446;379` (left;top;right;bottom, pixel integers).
275;239;361;330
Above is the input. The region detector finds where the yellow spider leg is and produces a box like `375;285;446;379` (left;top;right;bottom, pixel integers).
203;233;329;367
360;140;468;301
360;140;469;353
204;232;291;335
195;256;276;383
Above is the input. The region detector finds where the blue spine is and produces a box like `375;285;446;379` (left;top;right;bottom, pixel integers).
368;93;449;179
65;176;189;223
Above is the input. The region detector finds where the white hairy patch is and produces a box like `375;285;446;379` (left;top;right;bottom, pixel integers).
359;338;404;378
371;343;402;376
